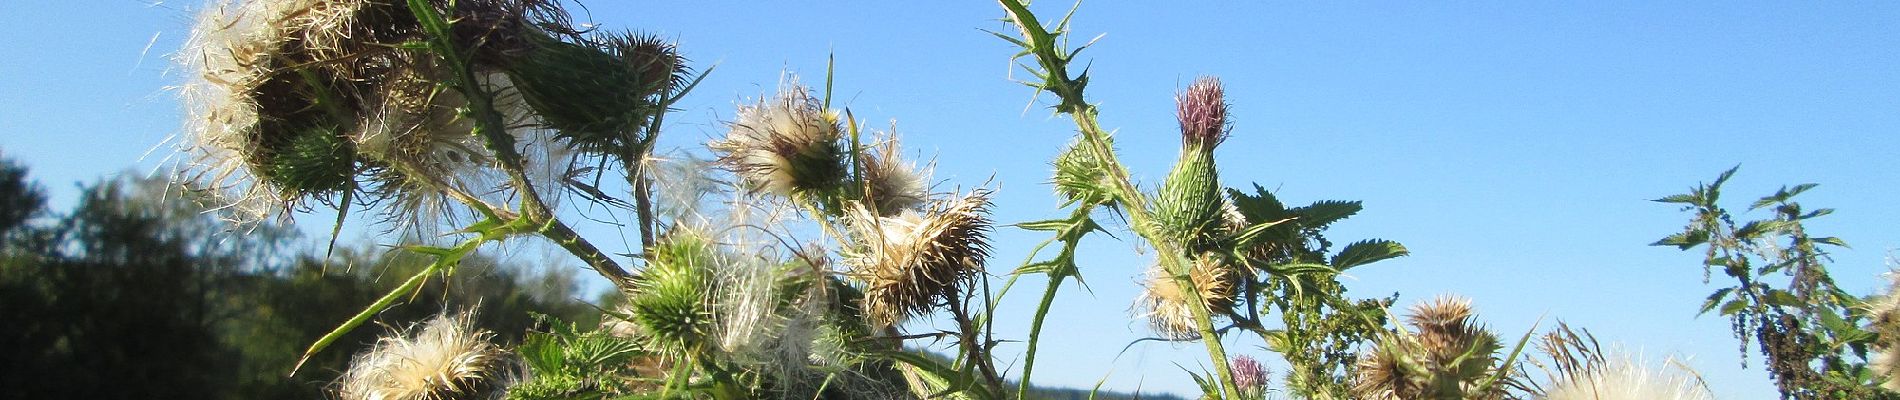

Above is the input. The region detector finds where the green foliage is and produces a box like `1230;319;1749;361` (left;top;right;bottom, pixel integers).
1654;166;1892;399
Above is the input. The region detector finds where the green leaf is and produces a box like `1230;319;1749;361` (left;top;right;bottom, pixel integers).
1763;290;1800;308
1812;236;1850;248
1719;299;1748;316
1331;239;1409;270
1699;288;1735;315
1652;193;1700;204
1290;200;1363;228
1751;183;1818;210
1014;218;1075;232
1652;229;1709;250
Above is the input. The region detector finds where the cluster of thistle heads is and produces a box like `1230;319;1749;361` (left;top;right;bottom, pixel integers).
1339;295;1718;400
177;0;685;228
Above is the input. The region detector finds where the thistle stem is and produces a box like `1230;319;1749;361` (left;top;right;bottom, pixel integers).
996;1;1242;396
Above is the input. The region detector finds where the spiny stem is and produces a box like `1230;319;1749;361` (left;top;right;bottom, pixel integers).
997;1;1241;397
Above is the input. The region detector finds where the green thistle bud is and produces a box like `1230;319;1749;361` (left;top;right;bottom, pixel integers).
1155;76;1231;251
506;32;684;154
262;123;357;194
1155;148;1223;251
629;234;716;352
1051;138;1115;206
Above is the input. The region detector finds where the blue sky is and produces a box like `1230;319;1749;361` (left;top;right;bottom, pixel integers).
5;1;1899;398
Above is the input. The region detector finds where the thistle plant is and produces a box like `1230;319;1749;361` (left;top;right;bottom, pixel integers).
994;2;1408;398
334;310;516;400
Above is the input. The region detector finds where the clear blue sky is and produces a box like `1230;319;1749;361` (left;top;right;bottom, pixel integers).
4;1;1899;398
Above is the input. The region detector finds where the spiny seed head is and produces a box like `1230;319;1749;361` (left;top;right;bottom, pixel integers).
845;189;994;327
1352;295;1508;400
1176;76;1229;150
333;310;515;400
860;137;929;216
629;233;716;352
1135;253;1239;339
1051;138;1114;206
711;83;848;198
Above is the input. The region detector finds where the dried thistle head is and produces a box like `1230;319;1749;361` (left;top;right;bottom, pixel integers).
1351;295;1508;400
176;0;574;227
711;83;848;199
1176;76;1229;150
1135;253;1239;339
845;189;994;327
859;136;929;216
333;310;516;400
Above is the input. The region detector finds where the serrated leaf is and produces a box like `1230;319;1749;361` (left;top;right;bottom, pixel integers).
1291;200;1363;228
1331;239;1409;270
1652;193;1700;204
1764;290;1801;308
1751;183;1818;210
1652;230;1709;250
1812;236;1850;248
1720;299;1748;316
1699;287;1736;315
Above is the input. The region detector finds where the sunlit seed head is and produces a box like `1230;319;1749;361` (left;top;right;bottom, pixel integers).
1353;295;1508;400
1175;76;1229;150
1135;253;1239;339
846;189;994;327
860;137;929;216
711;82;848;198
1540;353;1713;400
333;310;515;400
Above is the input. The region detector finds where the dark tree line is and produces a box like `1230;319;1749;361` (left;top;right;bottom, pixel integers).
0;151;601;399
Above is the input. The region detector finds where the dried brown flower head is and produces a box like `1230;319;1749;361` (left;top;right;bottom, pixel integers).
711;83;848;198
846;189;994;327
1136;253;1239;339
334;310;515;400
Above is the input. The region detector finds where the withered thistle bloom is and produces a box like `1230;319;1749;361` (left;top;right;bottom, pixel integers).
1135;253;1239;339
1352;295;1508;400
1176;76;1230;149
845;189;994;327
176;0;575;228
711;83;849;198
334;310;516;400
859;137;929;216
1155;76;1229;251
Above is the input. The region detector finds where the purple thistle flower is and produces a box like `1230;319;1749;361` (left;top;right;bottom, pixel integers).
1232;354;1267;391
1175;76;1230;149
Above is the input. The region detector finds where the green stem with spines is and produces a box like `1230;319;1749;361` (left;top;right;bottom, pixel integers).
996;1;1242;398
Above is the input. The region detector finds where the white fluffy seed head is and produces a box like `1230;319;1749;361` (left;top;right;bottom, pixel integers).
333;310;516;400
1539;354;1714;400
710;82;846;197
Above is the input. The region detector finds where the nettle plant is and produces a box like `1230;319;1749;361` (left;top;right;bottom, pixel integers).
161;0;1597;399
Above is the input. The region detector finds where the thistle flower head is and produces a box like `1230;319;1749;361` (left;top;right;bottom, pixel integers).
1176;76;1229;150
1051;138;1114;206
1231;355;1269;392
711;83;848;198
176;0;574;228
1352;295;1508;400
1135;253;1239;339
845;189;994;327
334;310;515;400
860;137;930;216
628;232;717;352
